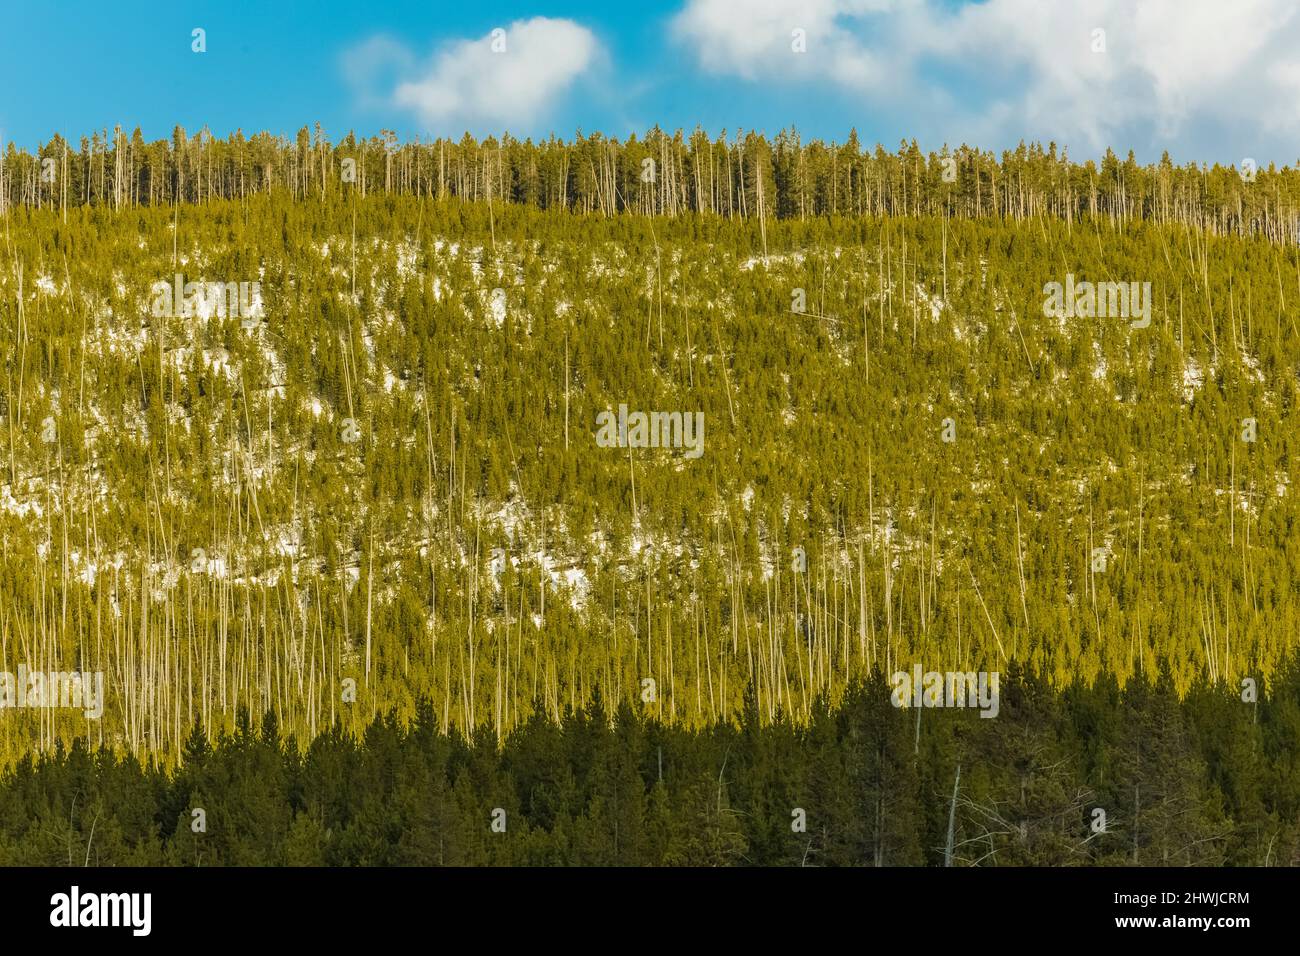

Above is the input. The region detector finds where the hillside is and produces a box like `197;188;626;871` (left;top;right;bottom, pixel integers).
1;192;1298;757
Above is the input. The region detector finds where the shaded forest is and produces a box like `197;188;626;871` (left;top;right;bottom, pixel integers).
2;666;1298;866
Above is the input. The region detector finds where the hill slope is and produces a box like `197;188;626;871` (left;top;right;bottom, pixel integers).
1;193;1297;756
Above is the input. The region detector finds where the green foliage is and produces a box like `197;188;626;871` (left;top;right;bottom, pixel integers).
0;185;1297;758
2;668;1296;866
0;109;1297;800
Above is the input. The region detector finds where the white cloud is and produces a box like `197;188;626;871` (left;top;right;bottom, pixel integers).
353;18;601;132
671;0;1300;160
671;0;893;86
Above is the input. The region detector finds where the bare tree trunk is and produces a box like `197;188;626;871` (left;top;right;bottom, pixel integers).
945;764;961;866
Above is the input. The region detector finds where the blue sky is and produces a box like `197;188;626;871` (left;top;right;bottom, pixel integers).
3;1;1299;166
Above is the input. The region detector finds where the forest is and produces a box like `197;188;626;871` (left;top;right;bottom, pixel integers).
2;126;1298;242
0;127;1297;874
2;665;1297;866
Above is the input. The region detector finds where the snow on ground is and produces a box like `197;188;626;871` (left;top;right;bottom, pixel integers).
1182;357;1205;401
